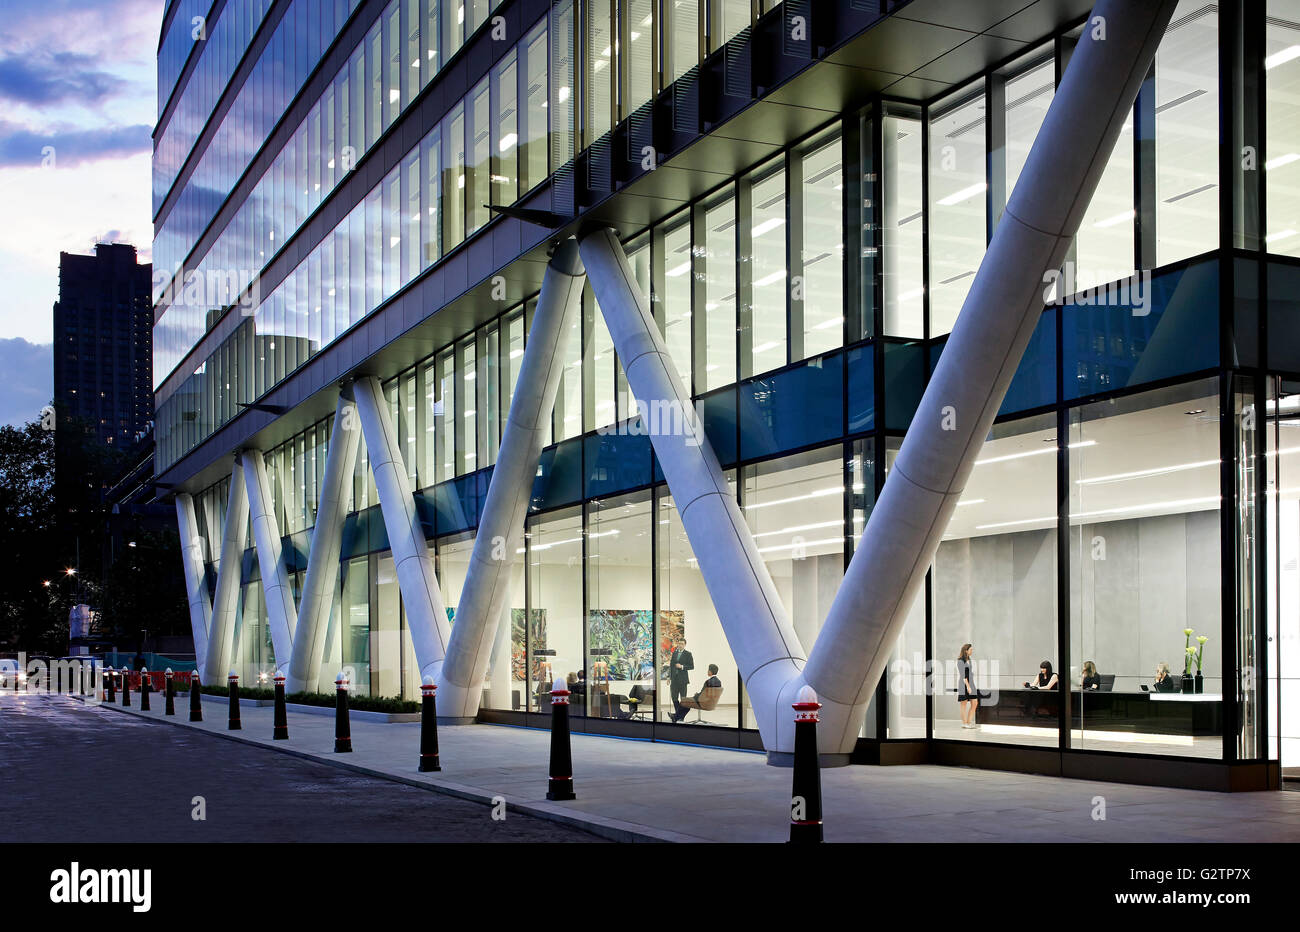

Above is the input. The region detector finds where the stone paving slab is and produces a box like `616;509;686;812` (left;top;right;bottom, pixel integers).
75;694;1300;844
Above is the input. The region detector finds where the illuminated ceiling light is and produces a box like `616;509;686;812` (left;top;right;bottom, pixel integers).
756;536;844;555
1092;209;1134;229
1265;152;1300;170
1264;44;1300;70
974;439;1096;466
1266;229;1297;244
389;89;400;103
744;485;843;511
558;86;571;102
509;349;524;359
666;261;690;277
754;270;786;287
956;498;985;506
937;182;987;206
498;132;518;152
1076;458;1219;485
752;341;781;354
751;217;784;237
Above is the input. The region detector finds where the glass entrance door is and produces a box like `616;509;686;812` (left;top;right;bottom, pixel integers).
1267;377;1300;770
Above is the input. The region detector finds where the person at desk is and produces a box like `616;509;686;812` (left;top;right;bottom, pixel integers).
1081;660;1101;691
1024;661;1058;690
957;644;979;730
670;664;722;722
1153;662;1176;693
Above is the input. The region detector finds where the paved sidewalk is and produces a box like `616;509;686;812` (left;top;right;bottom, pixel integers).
80;694;1300;843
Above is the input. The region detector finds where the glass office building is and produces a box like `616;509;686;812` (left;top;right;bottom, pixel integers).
154;0;1300;790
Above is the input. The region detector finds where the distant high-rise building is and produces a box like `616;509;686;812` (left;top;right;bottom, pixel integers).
53;243;154;450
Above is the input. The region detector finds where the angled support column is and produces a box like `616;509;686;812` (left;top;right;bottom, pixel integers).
795;0;1179;754
578;228;807;751
438;240;586;721
242;449;296;676
352;375;451;683
287;390;362;693
175;493;211;673
202;456;250;684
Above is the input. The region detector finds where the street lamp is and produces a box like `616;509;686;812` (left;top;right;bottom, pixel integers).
65;568;76;577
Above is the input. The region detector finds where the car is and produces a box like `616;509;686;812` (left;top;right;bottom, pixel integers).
0;658;27;688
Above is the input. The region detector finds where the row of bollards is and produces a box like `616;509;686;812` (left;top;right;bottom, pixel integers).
110;659;823;838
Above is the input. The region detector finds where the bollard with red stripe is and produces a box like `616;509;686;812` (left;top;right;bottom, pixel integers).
227;672;241;730
139;666;151;711
418;677;441;772
120;668;131;707
272;671;288;740
788;684;824;843
189;670;202;722
334;673;352;752
545;682;576;801
164;668;175;716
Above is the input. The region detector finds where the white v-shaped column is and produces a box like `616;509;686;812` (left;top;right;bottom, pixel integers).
286;391;361;693
175;493;211;673
578;229;807;749
202;456;250;684
577;0;1175;760
352;375;451;683
242;449;296;675
437;240;586;720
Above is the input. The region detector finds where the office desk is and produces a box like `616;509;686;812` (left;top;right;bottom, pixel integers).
976;689;1222;737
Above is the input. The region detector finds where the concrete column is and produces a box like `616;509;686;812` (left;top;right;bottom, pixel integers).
175;493;211;673
578;228;807;750
203;456;250;684
797;0;1179;753
242;449;296;676
286;391;362;693
437;240;586;720
352;375;451;683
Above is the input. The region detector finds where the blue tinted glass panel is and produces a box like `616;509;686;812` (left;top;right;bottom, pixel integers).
585;430;652;497
530;437;583;512
342;510;368;559
739;353;844;460
432;475;477;534
884;341;925;431
698;387;738;467
846;344;875;434
1064;260;1219;400
1267;261;1300;372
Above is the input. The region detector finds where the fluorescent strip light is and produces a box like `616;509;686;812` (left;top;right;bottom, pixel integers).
1265;152;1300;171
937;182;987;207
1076;458;1218;485
751;519;844;540
751;341;781;354
498;133;518;152
1264;44;1300;70
744;486;844;511
756;536;844;555
974;439;1095;466
1266;229;1297;244
509;349;524;359
754;270;786;287
956;498;985;506
666;261;690;277
752;217;785;237
1092;209;1134;229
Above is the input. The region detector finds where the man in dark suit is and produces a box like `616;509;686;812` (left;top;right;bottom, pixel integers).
667;637;694;714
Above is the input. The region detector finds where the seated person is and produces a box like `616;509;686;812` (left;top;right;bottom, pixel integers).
670;664;723;723
1024;661;1058;690
1153;662;1176;693
1080;660;1101;691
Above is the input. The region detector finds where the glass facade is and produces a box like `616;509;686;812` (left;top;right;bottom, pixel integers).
165;1;1292;780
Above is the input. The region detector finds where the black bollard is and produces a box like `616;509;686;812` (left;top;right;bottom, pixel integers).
788;685;824;844
139;667;151;711
189;671;203;722
272;672;288;740
227;672;241;730
105;670;115;703
546;683;576;801
121;668;131;707
334;673;352;752
164;668;175;716
418;678;441;772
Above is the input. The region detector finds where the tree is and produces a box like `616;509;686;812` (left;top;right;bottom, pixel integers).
0;419;66;652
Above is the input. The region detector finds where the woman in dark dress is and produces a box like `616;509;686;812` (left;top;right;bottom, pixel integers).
957;644;979;730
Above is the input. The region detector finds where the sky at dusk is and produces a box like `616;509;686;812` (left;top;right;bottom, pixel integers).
0;0;161;425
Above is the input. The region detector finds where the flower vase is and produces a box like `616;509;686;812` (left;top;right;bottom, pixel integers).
1194;672;1204;694
1181;674;1195;694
